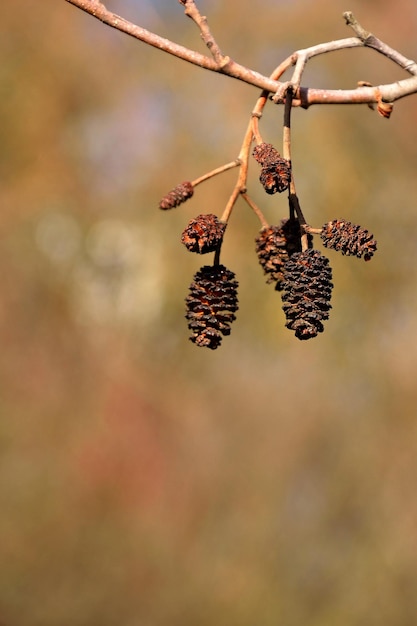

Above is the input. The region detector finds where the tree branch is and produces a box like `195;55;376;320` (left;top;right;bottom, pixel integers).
64;0;417;106
64;0;283;93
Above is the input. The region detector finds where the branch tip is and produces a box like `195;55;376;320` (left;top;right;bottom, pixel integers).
343;11;371;41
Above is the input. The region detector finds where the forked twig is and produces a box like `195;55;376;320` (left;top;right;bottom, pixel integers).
65;0;417;106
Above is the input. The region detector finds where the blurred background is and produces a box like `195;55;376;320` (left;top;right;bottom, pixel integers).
1;1;417;624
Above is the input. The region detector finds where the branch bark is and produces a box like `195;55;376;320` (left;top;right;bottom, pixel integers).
65;0;417;106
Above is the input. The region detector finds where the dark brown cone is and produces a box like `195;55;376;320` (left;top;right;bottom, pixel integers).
280;249;333;340
260;162;291;194
252;143;291;194
255;219;313;290
185;265;238;350
181;214;226;254
320;219;377;261
255;225;288;287
159;181;194;210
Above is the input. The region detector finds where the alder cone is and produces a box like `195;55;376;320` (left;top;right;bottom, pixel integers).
320;219;377;261
281;249;333;340
255;219;313;290
255;225;287;285
185;265;238;349
253;143;291;194
253;143;282;166
181;214;226;254
259;164;291;194
159;181;194;210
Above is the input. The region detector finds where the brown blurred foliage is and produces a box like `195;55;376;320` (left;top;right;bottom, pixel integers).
1;1;417;624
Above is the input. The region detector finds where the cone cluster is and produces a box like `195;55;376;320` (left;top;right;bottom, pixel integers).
320;219;377;261
159;181;194;210
185;265;239;349
252;143;291;194
281;249;333;340
158;137;378;347
181;214;226;254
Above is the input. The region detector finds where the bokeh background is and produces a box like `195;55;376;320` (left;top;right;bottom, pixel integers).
2;1;417;624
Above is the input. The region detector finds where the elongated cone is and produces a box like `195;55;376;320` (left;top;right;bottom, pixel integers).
320;219;377;261
185;265;238;349
281;249;333;340
159;181;194;210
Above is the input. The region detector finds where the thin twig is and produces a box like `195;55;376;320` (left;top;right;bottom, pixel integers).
181;0;230;69
304;226;323;235
283;88;309;251
282;88;293;163
289;194;309;252
344;11;417;74
241;193;269;229
191;160;241;187
273;37;364;102
217;119;254;225
251;114;263;145
220;185;241;224
298;77;417;107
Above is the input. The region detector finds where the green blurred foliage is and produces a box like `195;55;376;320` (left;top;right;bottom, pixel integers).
1;1;417;624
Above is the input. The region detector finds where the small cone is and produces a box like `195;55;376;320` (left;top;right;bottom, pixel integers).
253;143;291;194
159;181;194;210
181;214;226;254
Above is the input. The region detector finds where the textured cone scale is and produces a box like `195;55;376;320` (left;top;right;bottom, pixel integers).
252;143;291;194
281;249;333;340
255;219;313;289
159;181;194;210
185;265;239;349
320;219;377;261
181;214;226;254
